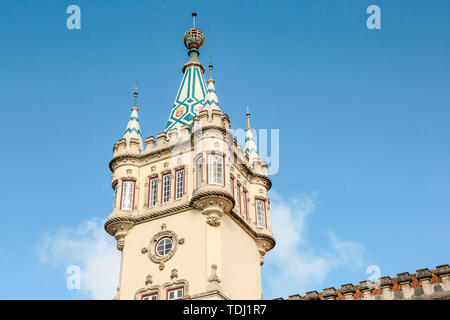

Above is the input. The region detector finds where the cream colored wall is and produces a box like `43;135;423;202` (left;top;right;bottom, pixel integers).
220;214;262;299
119;210;207;300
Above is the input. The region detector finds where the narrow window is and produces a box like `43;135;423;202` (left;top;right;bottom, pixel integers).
148;177;158;207
197;157;203;188
230;176;234;197
142;293;158;300
113;183;118;208
243;190;248;219
167;287;184;300
175;169;184;200
120;180;135;211
255;199;266;228
162;174;171;204
236;183;241;214
207;153;224;185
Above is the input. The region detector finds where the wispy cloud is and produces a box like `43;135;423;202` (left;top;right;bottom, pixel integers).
264;191;365;298
37;218;120;300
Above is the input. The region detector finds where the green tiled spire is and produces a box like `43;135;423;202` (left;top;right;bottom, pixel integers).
202;58;221;115
165;15;207;132
123;83;144;150
245;106;259;164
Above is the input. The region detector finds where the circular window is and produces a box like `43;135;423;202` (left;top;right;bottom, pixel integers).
155;237;173;256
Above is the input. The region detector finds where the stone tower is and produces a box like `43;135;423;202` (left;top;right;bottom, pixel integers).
105;14;275;300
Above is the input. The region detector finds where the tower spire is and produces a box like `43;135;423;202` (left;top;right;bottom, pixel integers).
209;56;213;80
244;106;258;164
246;105;251;129
203;57;221;115
123;83;143;150
133;82;138;109
165;14;207;132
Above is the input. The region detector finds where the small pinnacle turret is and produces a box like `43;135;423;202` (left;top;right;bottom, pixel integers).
202;58;221;116
123;82;144;150
245;106;259;164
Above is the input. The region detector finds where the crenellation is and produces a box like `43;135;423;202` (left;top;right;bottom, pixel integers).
416;268;433;295
117;138;127;155
167;127;179;143
322;287;337;300
210;109;222;126
340;284;355;300
144;136;156;150
279;264;450;300
156;132;168;147
358;281;373;300
397;272;414;298
436;264;450;290
305;291;320;300
129;138;141;153
379;276;394;299
221;113;230;130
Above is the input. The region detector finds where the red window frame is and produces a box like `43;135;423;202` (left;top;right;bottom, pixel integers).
166;286;184;300
119;180;135;211
206;153;225;186
174;168;185;200
255;198;267;228
230;176;235;197
161;173;171;204
243;189;248;219
141;292;158;300
148;176;158;207
196;157;203;189
236;183;241;214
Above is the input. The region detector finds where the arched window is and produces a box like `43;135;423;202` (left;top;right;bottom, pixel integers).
207;153;224;186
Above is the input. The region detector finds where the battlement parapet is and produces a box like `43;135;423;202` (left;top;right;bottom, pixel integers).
276;264;450;300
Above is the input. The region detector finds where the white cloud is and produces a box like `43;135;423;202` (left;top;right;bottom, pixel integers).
37;218;120;300
264;191;365;298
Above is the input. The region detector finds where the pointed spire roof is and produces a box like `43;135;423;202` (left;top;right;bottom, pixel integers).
202;58;221;115
245;106;259;164
123;83;144;150
165;13;207;132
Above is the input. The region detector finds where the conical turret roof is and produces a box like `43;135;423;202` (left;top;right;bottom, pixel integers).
123;83;144;150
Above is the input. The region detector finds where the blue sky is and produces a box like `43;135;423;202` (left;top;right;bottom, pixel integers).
0;0;449;299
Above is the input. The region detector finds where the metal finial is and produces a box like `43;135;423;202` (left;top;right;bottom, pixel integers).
209;56;213;80
246;106;251;129
192;12;197;28
133;82;138;108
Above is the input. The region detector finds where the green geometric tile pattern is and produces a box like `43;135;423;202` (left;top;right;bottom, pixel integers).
165;65;206;132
